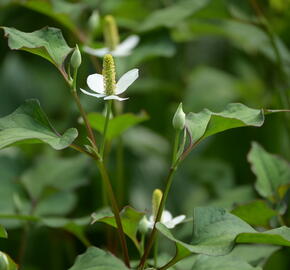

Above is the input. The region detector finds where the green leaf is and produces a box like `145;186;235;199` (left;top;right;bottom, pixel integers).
91;206;145;249
139;0;211;31
248;142;290;200
186;103;286;145
0;252;18;270
2;26;72;73
0;224;7;238
232;200;277;227
156;207;290;259
0;99;78;150
87;112;148;140
68;247;129;270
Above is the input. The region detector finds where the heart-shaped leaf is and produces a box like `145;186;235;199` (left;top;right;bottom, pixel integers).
91;206;145;249
186;103;287;146
2;26;72;74
87;112;148;140
157;207;290;261
0;99;78;150
68;247;129;270
248;142;290;200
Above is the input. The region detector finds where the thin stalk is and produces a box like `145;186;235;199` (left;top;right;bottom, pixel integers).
96;160;131;267
71;91;97;148
140;232;146;257
138;161;179;269
100;100;112;158
116;137;125;204
172;130;181;165
153;235;159;267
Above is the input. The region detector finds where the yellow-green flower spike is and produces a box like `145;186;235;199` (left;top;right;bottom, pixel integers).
152;189;163;219
104;15;120;51
103;54;116;96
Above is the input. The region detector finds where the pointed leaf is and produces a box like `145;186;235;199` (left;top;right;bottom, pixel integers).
186;103;287;145
248;142;290;200
68;247;129;270
91;206;145;249
2;26;72;72
0;99;78;150
87;112;148;140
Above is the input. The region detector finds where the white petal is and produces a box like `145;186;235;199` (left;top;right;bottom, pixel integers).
116;69;139;94
87;74;105;94
113;35;140;57
161;210;173;224
80;88;105;98
167;215;186;228
83;46;110;57
104;95;129;101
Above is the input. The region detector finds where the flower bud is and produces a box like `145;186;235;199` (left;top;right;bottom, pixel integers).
172;103;186;130
88;10;100;33
103;15;120;51
138;216;150;234
71;45;82;69
103;54;116;95
152;189;163;219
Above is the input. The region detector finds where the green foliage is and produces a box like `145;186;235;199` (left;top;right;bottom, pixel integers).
0;224;7;238
1;27;72;73
68;247;129;270
0;100;78;150
0;252;18;270
248;142;290;200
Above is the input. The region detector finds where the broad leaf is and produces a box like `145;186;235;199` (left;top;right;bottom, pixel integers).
0;99;78;150
87;112;148;140
2;26;72;73
68;247;128;270
157;207;290;260
139;0;211;31
91;206;145;249
232;200;277;227
0;224;7;238
192;254;261;270
248;142;290;200
186;103;286;145
0;252;18;270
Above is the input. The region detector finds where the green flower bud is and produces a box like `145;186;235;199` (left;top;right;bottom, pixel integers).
152;189;163;219
138;216;149;234
88;10;100;33
103;15;120;51
172;103;186;130
103;54;116;95
71;45;82;69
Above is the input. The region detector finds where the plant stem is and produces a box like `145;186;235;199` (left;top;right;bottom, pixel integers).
96;160;131;268
138;160;179;269
153;235;159;267
172;130;181;165
71;91;97;148
100;100;112;158
116;137;125;204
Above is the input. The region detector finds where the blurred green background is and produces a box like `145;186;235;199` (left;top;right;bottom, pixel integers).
0;0;290;269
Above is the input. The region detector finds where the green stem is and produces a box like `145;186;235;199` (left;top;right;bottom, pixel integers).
138;160;179;269
116;137;125;204
100;100;112;158
140;232;146;257
154;235;159;267
96;160;131;268
172;131;181;165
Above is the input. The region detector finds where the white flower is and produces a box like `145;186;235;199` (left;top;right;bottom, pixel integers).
84;35;139;57
144;210;185;229
80;68;138;101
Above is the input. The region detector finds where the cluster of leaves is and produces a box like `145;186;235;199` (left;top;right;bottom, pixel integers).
0;0;290;270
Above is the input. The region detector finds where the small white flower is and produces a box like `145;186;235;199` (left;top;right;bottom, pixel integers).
144;210;185;229
84;35;139;57
80;68;138;101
